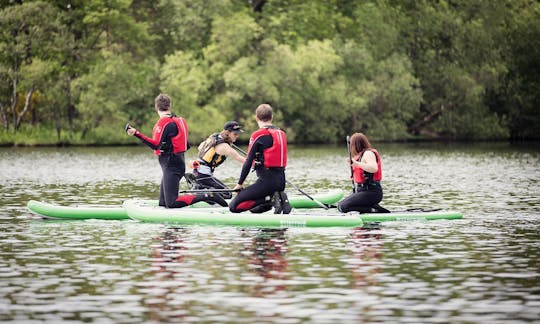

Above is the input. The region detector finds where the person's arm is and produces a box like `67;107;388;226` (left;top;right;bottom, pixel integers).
353;150;378;173
235;134;273;187
236;142;258;186
214;143;246;163
135;122;177;151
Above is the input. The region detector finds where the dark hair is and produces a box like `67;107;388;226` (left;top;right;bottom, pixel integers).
350;132;372;156
255;104;273;122
155;94;171;111
220;130;234;144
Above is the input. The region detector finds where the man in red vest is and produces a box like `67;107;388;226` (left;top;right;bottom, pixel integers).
126;94;227;208
229;104;291;214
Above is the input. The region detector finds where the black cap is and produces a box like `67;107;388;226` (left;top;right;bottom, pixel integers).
224;121;244;133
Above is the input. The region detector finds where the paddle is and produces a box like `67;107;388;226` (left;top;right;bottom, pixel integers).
231;144;330;209
346;135;356;193
179;188;241;194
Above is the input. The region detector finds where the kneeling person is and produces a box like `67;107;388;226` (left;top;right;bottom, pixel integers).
187;121;246;199
229;104;291;214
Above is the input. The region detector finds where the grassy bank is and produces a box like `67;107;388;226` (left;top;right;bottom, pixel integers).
2;124;516;147
0;125;134;147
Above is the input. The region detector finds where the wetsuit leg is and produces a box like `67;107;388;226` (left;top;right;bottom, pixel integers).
175;192;228;207
337;187;383;213
159;153;186;208
158;177;166;207
196;173;233;199
229;168;285;213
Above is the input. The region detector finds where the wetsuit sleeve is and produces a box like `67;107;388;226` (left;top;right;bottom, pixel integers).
135;122;178;150
237;134;272;185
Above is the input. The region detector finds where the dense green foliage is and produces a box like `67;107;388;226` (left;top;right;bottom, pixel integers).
0;0;538;145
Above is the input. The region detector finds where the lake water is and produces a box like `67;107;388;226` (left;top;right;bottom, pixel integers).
1;142;539;323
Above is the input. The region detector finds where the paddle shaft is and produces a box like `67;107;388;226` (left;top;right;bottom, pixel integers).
346;135;356;193
231;144;329;209
179;188;240;194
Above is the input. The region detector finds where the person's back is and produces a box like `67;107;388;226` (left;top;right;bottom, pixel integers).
229;104;290;214
337;132;386;213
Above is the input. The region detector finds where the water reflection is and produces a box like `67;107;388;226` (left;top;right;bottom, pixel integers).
348;225;383;288
241;228;289;297
145;227;189;322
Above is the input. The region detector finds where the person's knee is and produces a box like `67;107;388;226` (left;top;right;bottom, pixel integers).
337;202;348;213
165;201;187;208
229;200;239;213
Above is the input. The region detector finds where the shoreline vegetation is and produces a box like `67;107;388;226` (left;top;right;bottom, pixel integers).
1;1;539;145
0;125;524;148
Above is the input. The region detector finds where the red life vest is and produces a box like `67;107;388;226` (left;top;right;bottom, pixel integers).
152;116;188;155
352;149;382;184
249;127;287;168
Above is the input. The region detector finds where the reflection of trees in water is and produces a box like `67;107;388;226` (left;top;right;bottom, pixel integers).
241;228;289;297
145;227;189;322
348;225;383;288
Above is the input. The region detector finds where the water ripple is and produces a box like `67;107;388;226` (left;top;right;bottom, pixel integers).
1;144;539;322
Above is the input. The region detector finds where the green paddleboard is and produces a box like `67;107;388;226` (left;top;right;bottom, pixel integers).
124;199;463;228
27;190;344;220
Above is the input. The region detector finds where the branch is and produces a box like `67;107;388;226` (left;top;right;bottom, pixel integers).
14;87;34;131
408;104;445;135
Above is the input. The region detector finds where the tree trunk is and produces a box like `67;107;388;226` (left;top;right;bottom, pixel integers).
14;87;34;131
408;104;445;135
11;77;18;131
0;103;7;130
252;0;266;12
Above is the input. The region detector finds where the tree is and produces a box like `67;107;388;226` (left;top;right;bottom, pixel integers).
398;0;509;139
0;1;69;132
72;51;158;140
489;0;540;140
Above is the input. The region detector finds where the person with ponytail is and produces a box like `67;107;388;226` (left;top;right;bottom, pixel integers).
186;121;246;199
338;132;388;213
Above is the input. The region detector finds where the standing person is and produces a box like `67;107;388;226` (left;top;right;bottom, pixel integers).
337;132;388;213
125;93;227;208
229;104;291;214
186;121;246;199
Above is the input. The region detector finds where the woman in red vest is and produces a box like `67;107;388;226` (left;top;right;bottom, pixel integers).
338;132;386;213
126;94;227;208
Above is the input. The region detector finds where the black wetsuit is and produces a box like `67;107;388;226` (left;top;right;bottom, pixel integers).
136;120;226;208
337;182;383;213
229;133;286;213
338;149;384;213
194;173;232;199
136;122;186;207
